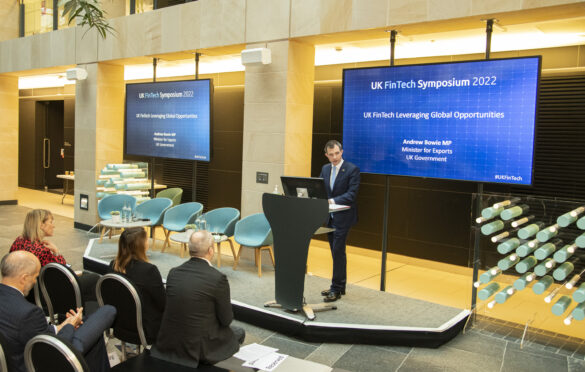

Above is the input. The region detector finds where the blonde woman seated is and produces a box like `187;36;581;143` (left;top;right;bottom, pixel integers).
10;209;99;302
109;227;166;343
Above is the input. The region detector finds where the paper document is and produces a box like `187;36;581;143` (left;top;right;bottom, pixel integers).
242;352;288;372
329;204;350;211
233;343;278;361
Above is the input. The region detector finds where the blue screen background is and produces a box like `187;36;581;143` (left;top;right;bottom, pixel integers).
125;80;211;161
342;57;540;185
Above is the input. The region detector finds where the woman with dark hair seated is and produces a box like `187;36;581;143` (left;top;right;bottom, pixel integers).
10;209;99;303
110;227;166;343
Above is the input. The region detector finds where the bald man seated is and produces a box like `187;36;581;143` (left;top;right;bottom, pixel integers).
0;251;116;372
151;230;245;368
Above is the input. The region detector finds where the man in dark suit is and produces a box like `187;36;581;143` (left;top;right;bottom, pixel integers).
151;230;245;368
319;140;360;302
0;251;115;372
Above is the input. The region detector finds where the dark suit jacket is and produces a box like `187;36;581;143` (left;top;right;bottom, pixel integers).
320;160;361;229
151;258;239;368
109;259;166;343
0;283;75;372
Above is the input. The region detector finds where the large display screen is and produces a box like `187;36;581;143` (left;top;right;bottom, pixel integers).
342;57;541;185
125;79;212;161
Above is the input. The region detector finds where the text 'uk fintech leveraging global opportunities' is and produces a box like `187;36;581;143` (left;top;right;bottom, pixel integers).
362;111;504;120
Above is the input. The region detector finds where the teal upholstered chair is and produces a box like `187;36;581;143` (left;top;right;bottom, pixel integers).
233;213;274;277
135;198;173;250
203;207;240;267
155;188;183;207
97;194;137;241
161;202;203;256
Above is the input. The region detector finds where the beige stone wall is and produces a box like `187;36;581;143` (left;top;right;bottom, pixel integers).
241;40;315;216
2;0;584;73
74;63;124;226
0;0;19;42
0;75;18;202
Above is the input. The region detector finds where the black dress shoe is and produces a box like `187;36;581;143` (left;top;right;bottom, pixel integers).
321;289;345;296
323;291;342;302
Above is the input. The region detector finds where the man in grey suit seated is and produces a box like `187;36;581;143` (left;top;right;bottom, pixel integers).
0;251;116;372
152;230;245;368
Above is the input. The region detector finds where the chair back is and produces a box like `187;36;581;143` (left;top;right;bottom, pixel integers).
98;194;137;220
156;188;183;206
96;274;149;348
204;207;240;237
0;331;11;372
234;213;273;247
162;202;203;232
135;197;173;226
39;263;82;324
24;334;89;372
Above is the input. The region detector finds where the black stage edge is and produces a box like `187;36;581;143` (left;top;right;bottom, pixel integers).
0;200;17;205
232;300;469;348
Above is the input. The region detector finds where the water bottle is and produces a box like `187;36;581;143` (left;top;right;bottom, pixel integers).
273;184;280;194
195;217;201;230
200;217;207;231
123;202;130;223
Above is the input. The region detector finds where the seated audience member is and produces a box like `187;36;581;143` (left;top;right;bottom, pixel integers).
0;251;116;372
151;230;245;368
109;227;165;343
10;209;100;302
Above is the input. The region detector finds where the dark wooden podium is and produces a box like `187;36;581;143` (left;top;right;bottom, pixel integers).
262;193;336;320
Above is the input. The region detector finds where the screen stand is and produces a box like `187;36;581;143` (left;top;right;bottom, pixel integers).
262;193;334;320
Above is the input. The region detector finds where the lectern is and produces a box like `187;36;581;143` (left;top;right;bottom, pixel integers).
262;193;336;320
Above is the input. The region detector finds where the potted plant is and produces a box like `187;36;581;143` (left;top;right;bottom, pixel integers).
62;0;115;39
184;224;197;232
110;210;120;223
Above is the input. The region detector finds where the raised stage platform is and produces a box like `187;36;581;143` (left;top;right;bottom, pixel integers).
84;238;469;348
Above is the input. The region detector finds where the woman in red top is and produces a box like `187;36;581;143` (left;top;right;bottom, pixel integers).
10;209;67;266
10;209;99;303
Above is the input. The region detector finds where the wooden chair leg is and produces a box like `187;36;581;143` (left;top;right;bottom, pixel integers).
108;227;113;240
151;226;157;250
256;248;262;277
180;243;186;258
268;245;275;267
233;245;244;270
99;225;106;243
228;239;236;259
161;229;171;252
216;242;222;268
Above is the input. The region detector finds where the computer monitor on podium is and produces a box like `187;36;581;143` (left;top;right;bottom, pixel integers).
280;176;328;199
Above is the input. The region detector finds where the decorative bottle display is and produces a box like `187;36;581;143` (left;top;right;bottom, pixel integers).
536;224;559;243
514;272;535;291
534;258;556;276
553;244;577;263
516;256;537;274
481;206;504;220
497;238;520;254
495;286;515;303
497;253;519;271
517;222;545;240
478;282;500;301
551;296;572;316
511;215;534;228
534;239;563;260
552;258;579;281
557;207;585;227
577;216;585;230
516;240;540;257
481;220;506;236
576;233;585;248
532;276;554;295
501;204;529;221
475;196;585;327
